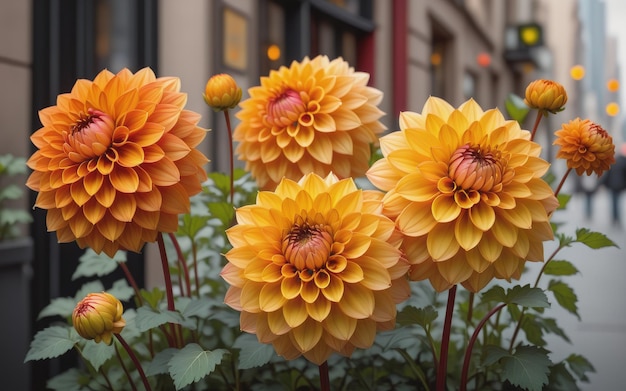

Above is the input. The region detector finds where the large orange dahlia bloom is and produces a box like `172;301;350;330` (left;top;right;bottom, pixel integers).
234;55;386;190
367;97;559;293
27;68;209;257
221;173;410;365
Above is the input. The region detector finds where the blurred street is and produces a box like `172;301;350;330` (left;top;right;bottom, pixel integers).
527;187;626;391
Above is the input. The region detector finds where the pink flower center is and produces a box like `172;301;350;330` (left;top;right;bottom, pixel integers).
64;108;115;162
266;89;306;127
282;221;332;273
448;143;505;192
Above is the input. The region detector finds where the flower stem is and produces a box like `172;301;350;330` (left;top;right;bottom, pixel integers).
554;167;572;198
114;340;137;391
168;232;192;297
157;233;177;348
116;333;152;391
460;302;507;391
319;361;331;391
118;261;143;306
530;110;543;141
223;109;235;205
436;285;457;391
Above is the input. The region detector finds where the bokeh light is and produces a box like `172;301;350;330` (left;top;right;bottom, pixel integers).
606;102;620;117
570;65;585;80
267;44;281;61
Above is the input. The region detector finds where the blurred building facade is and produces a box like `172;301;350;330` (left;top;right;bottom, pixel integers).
0;0;621;389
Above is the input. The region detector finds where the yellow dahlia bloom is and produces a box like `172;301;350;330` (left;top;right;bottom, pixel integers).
366;97;559;293
221;173;410;365
203;73;242;111
524;79;568;113
72;292;126;345
554;118;615;176
26;68;209;257
234;55;386;190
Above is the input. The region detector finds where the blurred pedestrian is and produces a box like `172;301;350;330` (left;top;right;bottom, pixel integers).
578;174;598;220
601;144;626;225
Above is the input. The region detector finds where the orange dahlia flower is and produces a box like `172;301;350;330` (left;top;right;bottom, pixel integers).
524;79;568;113
366;97;559;293
554;118;615;176
26;68;209;257
221;173;410;365
73;292;126;345
233;55;386;190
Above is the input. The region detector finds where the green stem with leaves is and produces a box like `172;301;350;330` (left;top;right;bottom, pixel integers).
436;285;457;391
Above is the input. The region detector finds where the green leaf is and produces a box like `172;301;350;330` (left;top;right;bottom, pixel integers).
480;285;507;304
179;214;212;239
46;368;89;391
548;280;579;319
168;343;227;389
501;345;552;391
507;284;550;308
107;279;134;302
207;172;231;195
72;249;124;280
177;296;214;319
395;305;438;328
556;193;572;210
0;184;26;201
505;93;531;123
483;345;510;366
543;260;579;276
25;326;78;361
145;348;178;376
37;297;77;320
520;314;546;346
75;280;105;301
81;340;115;371
565;354;595;381
207;201;234;227
135;306;185;332
233;333;275;369
547;362;580;391
575;228;618;249
141;287;165;309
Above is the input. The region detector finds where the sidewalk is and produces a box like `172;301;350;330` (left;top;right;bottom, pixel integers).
530;188;626;391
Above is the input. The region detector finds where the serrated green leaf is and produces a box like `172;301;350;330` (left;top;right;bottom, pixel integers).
543;260;579;276
141;287;165;309
207;201;234;226
396;305;438;328
483;345;510;366
520;314;546;346
168;343;227;389
81;340;115;371
507;284;550;308
177;296;213;319
207;172;231;195
46;368;89;391
548;280;579;319
538;317;570;343
501;345;551;391
75;280;105;301
556;193;572;210
37;297;77;320
233;333;275;369
546;362;580;391
25;326;78;361
480;285;507;304
565;354;595;381
145;348;178;376
505;93;531;123
107;279;134;302
179;214;212;239
135;306;185;332
575;228;618;249
72;249;123;280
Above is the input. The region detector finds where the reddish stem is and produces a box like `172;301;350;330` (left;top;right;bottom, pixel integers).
554;167;572;198
460;302;507;391
436;285;457;391
319;361;330;391
530;110;543;141
116;333;152;391
157;233;177;347
118;261;143;306
223;109;235;205
168;232;192;297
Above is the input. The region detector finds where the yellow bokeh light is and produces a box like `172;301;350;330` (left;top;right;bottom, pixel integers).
520;26;540;46
606;102;620;117
267;44;281;61
570;65;585;80
607;79;620;92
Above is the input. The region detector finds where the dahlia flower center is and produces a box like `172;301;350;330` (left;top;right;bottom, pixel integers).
447;143;504;192
267;89;306;127
64;108;115;161
282;221;332;272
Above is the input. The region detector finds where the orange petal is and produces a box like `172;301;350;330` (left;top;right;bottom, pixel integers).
306;298;331;322
323;306;357;341
337;283;374;319
282;297;308;327
426;223;459;261
291;320;323;353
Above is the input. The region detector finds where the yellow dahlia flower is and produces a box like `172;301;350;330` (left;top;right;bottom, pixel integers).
366;97;559;293
203;73;242;111
26;68;209;257
234;55;386;190
554;118;615;176
72;292;126;345
524;79;568;113
221;173;410;365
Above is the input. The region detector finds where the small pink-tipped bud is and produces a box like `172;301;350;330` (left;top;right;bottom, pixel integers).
72;292;126;345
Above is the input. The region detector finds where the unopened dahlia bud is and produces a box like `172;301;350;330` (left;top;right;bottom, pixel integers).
72;292;126;345
524;79;568;113
203;73;242;111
